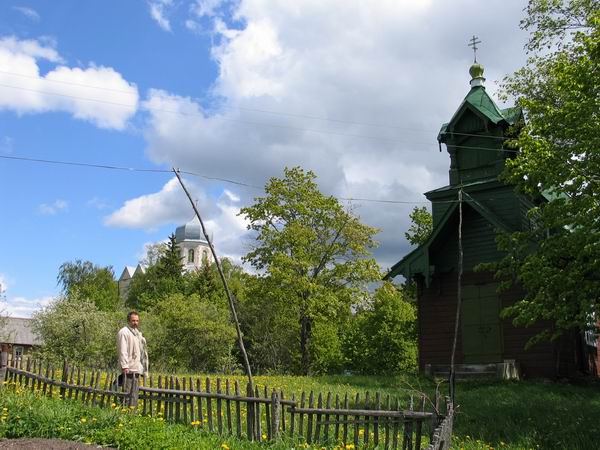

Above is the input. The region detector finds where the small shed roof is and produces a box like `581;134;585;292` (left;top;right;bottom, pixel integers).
1;317;42;346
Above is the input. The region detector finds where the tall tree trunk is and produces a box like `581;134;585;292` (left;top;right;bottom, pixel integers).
300;315;312;375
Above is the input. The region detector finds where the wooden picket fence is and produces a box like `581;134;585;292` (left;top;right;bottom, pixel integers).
1;357;453;449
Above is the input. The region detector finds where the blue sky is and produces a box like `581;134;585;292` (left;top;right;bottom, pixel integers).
0;0;529;316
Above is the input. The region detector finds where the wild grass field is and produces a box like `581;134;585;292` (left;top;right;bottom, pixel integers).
1;373;599;449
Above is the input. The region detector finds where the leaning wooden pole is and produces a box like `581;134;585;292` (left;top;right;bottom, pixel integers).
172;168;253;387
449;187;464;404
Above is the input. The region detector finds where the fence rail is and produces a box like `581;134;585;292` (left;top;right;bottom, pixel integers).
1;357;452;449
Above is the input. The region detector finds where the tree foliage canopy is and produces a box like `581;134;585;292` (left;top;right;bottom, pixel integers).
126;234;183;311
240;167;381;374
57;260;120;311
405;206;433;247
343;282;417;374
497;0;600;340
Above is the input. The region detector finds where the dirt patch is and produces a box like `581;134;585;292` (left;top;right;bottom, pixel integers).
0;438;114;449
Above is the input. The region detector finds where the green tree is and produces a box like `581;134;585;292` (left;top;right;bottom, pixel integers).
496;0;600;341
57;260;120;311
139;241;167;266
405;206;433;246
126;234;184;311
240;167;380;374
31;295;121;366
342;282;417;374
145;293;237;372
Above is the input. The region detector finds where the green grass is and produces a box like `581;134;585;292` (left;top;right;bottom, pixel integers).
1;374;599;449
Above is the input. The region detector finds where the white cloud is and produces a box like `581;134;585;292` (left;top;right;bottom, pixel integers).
106;178;250;262
38;199;68;215
0;136;14;154
0;273;9;295
120;0;529;268
104;177;196;229
223;189;240;202
149;0;173;31
191;0;227;18
0;36;62;62
0;36;139;129
13;6;40;22
0;295;53;318
87;197;110;210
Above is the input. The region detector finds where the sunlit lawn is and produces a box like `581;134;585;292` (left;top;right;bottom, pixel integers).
2;369;599;449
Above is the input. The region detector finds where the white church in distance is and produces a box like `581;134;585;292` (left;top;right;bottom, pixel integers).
118;218;213;299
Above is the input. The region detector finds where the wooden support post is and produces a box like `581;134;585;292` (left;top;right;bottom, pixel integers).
271;390;281;440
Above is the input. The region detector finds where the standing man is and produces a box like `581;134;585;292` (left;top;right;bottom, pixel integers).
117;311;149;405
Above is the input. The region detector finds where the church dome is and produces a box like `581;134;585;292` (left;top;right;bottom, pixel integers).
469;62;484;80
175;218;206;243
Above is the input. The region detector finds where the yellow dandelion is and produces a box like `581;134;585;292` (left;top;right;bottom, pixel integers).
80;418;87;423
220;444;229;450
262;433;267;440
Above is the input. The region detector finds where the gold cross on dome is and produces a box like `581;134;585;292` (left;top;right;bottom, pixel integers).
468;35;482;62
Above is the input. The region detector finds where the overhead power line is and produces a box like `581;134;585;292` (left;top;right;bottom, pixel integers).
0;153;516;206
0;76;517;144
0;154;444;205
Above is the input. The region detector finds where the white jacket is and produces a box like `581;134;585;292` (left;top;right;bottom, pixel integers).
117;326;148;374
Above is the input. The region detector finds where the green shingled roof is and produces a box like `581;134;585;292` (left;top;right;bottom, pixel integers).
437;87;522;141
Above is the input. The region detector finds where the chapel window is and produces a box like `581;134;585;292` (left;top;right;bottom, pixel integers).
188;249;195;263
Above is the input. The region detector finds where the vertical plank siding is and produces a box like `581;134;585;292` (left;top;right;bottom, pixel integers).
1;357;453;449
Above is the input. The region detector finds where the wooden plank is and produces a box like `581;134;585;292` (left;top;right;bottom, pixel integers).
197;378;204;428
280;391;286;432
142;373;148;415
35;362;43;391
206;378;214;432
392;397;399;450
374;392;381;447
254;385;261;441
216;378;223;434
334;394;340;442
86;370;93;405
78;369;85;401
402;395;414;450
415;395;426;450
342;393;349;446
156;376;163;418
175;377;181;423
182;378;188;423
246;382;254;441
48;366;55;398
271;390;281;440
92;370;101;406
314;392;323;443
42;362;50;395
169;376;175;421
324;392;332;443
60;361;68;399
225;379;232;435
353;393;359;449
264;386;271;440
289;393;296;438
384;395;391;450
36;360;43;391
364;391;370;447
307;391;314;445
23;358;31;389
235;381;241;438
189;377;194;423
298;391;306;441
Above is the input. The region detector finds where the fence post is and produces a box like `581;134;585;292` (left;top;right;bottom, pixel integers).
271;390;281;439
0;344;8;384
